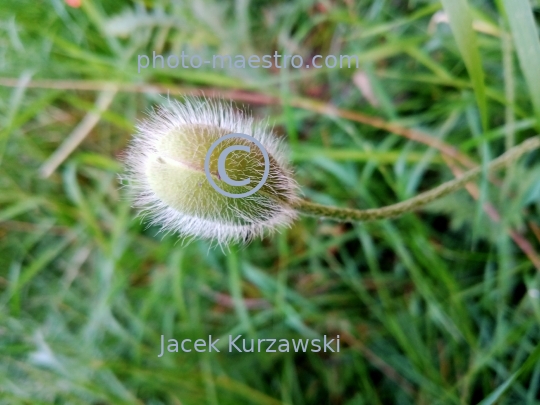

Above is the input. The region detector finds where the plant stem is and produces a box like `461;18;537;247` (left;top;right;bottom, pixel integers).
294;136;540;223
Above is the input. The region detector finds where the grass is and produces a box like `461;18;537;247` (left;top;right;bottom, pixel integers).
1;0;540;404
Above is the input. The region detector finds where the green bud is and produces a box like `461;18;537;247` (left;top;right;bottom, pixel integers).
121;97;298;245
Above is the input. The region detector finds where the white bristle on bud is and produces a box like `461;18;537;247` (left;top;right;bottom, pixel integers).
120;96;298;245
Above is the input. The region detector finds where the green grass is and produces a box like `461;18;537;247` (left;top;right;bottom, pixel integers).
1;0;540;404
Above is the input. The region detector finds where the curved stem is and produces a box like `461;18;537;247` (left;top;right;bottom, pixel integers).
294;136;540;223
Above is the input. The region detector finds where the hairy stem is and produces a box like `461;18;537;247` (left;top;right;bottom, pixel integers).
294;136;540;223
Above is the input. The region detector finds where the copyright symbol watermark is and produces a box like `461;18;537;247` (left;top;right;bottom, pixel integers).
204;133;270;198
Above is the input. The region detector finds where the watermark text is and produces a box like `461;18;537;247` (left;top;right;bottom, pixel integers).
137;51;359;73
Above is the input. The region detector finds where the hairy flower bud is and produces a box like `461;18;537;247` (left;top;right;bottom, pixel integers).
121;97;298;245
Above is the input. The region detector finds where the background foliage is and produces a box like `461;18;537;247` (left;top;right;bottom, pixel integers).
1;0;540;404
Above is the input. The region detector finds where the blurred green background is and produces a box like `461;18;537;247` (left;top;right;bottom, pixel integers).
2;0;540;404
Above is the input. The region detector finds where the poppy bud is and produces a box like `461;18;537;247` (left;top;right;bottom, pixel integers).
121;97;298;245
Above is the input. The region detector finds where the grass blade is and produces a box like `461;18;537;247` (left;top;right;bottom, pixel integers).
501;0;540;131
440;0;488;131
478;343;540;405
